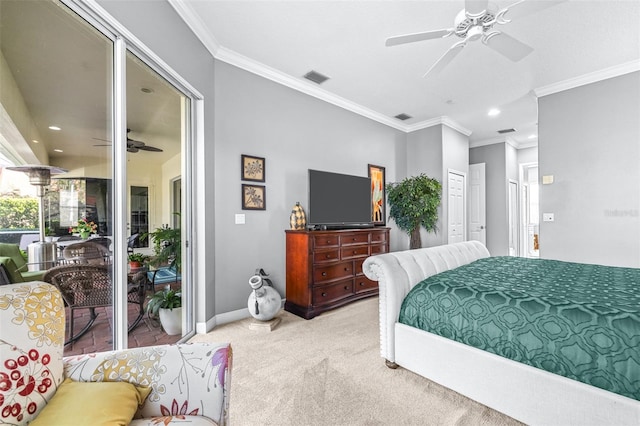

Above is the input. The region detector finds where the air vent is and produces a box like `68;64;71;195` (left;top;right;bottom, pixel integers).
394;113;412;121
497;128;516;134
303;70;330;85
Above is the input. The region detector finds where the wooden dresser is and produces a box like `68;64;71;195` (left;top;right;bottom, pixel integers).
285;227;390;319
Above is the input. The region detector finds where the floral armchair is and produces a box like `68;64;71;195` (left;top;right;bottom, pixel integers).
0;281;231;425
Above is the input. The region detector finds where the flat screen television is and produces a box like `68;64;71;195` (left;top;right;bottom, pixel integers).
308;169;373;229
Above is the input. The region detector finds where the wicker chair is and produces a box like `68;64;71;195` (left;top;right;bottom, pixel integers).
61;240;111;264
43;263;145;345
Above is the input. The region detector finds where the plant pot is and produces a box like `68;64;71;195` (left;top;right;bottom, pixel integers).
129;261;142;269
80;231;90;240
159;307;182;335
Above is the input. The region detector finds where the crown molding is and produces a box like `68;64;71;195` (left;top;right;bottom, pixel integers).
534;60;640;98
167;0;221;58
168;1;475;135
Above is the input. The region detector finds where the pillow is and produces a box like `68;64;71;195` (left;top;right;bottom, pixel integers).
30;378;151;426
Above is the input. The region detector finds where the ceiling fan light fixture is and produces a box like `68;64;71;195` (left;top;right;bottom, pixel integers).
497;128;516;134
488;108;501;116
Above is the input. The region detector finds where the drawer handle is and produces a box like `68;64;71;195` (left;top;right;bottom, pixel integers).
322;292;327;297
352;238;357;241
344;267;350;271
322;272;327;276
359;282;365;286
353;250;357;254
344;286;349;290
326;254;332;258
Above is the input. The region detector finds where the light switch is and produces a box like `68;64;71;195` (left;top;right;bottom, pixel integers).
543;213;554;222
235;214;245;225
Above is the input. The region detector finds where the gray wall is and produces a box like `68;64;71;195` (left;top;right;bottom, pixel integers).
470;143;509;256
214;60;405;312
538;72;640;267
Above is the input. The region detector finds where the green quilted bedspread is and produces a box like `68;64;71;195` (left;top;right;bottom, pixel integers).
399;256;640;401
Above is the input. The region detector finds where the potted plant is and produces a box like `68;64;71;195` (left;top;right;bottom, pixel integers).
127;253;148;269
386;174;442;249
69;217;98;240
146;287;182;335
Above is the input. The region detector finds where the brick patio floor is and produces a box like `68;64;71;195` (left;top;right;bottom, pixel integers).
63;298;181;356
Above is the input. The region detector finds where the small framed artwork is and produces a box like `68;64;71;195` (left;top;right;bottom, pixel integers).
241;154;265;182
242;184;266;210
368;164;386;225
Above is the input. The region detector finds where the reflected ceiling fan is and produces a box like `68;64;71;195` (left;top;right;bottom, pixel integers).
93;129;163;153
386;0;563;78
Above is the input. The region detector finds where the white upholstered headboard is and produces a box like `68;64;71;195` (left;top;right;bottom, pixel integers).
362;241;490;363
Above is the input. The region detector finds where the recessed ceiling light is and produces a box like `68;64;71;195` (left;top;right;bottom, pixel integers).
528;134;537;139
49;126;61;131
141;87;154;94
53;149;63;153
32;140;39;144
487;108;500;117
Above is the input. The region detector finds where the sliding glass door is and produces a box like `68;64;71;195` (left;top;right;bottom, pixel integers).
0;0;195;353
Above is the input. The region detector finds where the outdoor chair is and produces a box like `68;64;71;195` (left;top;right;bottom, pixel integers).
61;240;111;265
0;242;45;282
43;263;145;345
147;264;180;291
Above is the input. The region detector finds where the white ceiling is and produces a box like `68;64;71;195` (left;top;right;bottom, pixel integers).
170;0;640;146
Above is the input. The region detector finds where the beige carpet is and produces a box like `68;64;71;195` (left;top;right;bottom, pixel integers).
190;297;522;426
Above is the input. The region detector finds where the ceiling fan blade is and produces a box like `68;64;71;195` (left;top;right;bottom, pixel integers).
483;31;533;62
386;28;452;47
92;137;111;143
127;147;139;153
499;0;566;23
93;144;111;147
423;41;466;78
137;145;163;152
127;139;146;148
465;0;489;18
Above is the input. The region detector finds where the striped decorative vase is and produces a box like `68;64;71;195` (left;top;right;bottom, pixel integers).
289;202;307;230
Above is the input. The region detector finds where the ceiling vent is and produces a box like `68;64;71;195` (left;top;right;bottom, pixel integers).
497;128;516;134
394;113;412;121
303;70;330;85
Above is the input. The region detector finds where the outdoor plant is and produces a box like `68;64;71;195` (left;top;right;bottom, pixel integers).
69;217;97;236
128;253;148;264
142;213;181;272
146;287;182;316
386;173;442;249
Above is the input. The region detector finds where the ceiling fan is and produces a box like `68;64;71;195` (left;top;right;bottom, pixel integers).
386;0;563;78
93;129;163;153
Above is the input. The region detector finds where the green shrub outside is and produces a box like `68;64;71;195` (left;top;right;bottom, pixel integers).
0;196;39;230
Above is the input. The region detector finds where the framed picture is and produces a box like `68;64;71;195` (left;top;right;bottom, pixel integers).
241;154;265;182
368;164;386;225
242;184;266;210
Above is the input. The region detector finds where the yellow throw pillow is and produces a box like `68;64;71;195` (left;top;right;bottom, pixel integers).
30;378;151;426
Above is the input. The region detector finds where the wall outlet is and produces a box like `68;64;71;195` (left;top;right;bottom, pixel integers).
543;213;554;222
235;214;245;225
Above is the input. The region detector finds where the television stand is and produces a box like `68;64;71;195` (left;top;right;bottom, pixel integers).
284;227;389;319
316;223;375;230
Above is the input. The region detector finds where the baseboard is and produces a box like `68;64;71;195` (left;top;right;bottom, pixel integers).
195;298;286;334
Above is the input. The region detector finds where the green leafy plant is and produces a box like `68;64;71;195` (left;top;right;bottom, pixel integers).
386;174;442;249
141;213;181;272
127;253;148;263
146;287;182;316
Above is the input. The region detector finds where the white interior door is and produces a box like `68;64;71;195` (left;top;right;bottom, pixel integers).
447;170;465;244
468;163;486;245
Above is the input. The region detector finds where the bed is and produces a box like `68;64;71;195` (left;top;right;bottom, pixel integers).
362;241;640;425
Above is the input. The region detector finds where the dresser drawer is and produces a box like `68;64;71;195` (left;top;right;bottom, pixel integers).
313;261;354;283
313;249;340;264
354;276;377;294
313;280;353;307
313;235;339;248
370;243;388;256
370;231;387;243
341;245;370;260
340;233;369;246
